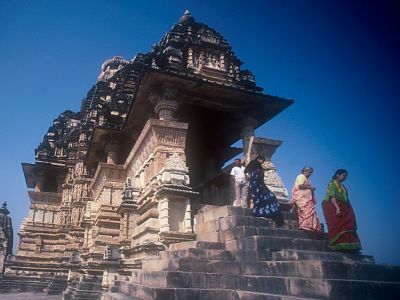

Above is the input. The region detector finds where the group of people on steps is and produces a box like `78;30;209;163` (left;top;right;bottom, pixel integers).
230;156;362;254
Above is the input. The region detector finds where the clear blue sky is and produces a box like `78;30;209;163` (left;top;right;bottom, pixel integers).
0;0;399;265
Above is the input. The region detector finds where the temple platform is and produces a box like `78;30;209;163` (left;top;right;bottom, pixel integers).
103;205;400;300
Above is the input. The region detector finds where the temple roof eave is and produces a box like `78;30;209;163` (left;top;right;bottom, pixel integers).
21;161;67;189
122;68;294;146
85;127;130;171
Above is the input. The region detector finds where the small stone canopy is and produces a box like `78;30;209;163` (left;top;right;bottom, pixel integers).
0;201;13;257
21;161;66;193
0;201;9;215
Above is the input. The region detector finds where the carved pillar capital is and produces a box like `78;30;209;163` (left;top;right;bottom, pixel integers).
152;88;180;121
241;116;258;128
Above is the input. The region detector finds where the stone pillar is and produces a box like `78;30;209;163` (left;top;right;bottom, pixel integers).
159;197;169;232
105;143;120;164
118;178;139;243
184;199;192;232
241;117;258;161
35;172;46;192
154;88;180;121
56;174;64;193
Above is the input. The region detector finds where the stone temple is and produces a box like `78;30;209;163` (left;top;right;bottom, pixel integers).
1;11;399;300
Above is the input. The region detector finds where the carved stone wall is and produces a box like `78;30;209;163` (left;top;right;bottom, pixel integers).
6;192;68;277
123;118;193;247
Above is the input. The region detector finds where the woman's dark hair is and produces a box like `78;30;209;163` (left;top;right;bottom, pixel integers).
301;166;313;173
256;155;265;162
245;156;264;174
333;169;348;180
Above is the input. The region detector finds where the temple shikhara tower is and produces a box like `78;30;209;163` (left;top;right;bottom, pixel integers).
1;11;399;300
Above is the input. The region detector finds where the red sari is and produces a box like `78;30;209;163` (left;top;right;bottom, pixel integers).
322;180;361;252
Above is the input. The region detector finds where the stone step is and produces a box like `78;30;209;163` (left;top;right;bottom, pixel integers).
117;280;320;300
196;204;294;220
256;227;326;240
272;249;375;264
196;205;297;224
160;248;272;262
144;257;400;282
196;215;298;234
119;281;241;300
237;290;321;300
159;248;235;261
327;278;400;300
225;236;330;252
196;205;253;222
103;292;141;300
0;278;52;293
128;271;400;299
128;270;320;296
197;226;326;243
242;260;400;282
168;240;225;251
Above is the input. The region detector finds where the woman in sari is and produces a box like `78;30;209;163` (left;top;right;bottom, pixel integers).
244;156;284;226
322;169;361;253
291;166;322;232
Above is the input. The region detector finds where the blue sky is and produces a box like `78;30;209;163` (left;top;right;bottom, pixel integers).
0;0;399;265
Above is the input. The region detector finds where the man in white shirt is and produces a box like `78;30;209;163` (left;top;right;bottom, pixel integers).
230;158;248;208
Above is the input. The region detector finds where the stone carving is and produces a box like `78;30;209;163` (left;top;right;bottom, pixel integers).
69;251;81;264
205;52;221;69
98;56;129;82
0;201;13;273
165;153;188;172
35;236;43;253
162;46;183;69
75;161;86;177
122;178;133;199
158;153;190;186
197;28;221;45
262;161;289;201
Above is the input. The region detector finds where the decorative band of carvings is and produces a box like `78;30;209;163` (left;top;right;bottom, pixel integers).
125;119;188;170
125;119;189;190
91;163;126;201
28;191;62;204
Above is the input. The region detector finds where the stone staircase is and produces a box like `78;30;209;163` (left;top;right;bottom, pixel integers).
0;274;53;293
63;276;102;300
46;274;68;295
104;205;400;300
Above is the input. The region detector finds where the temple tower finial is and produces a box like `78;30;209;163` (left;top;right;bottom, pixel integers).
179;10;195;24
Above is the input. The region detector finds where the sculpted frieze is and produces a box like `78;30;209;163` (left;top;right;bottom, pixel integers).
197;28;220;45
164;153;188;173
